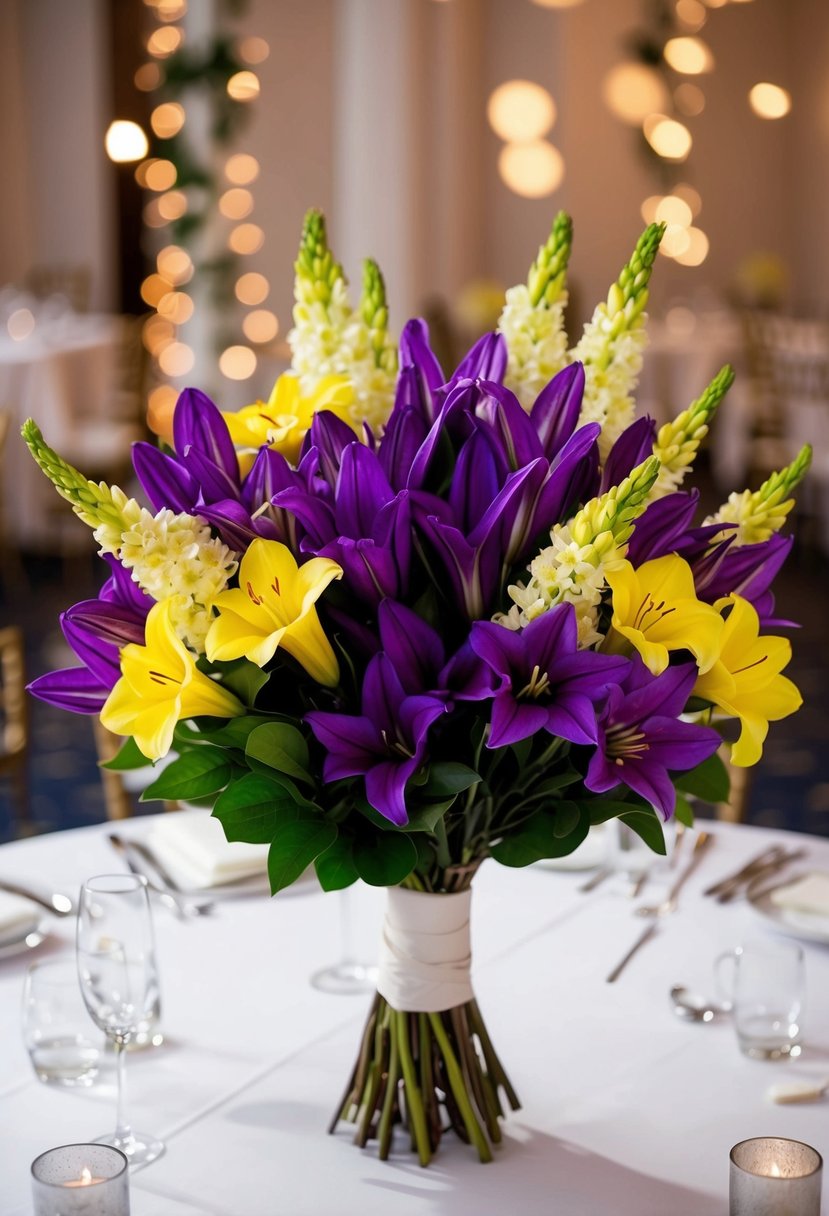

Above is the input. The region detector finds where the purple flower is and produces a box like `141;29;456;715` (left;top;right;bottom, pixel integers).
585;657;721;818
306;653;448;826
28;557;150;714
470;604;628;748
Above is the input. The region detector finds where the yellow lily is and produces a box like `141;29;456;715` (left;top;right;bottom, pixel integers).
694;595;802;766
205;538;342;686
605;554;723;675
101;597;245;761
222;372;356;466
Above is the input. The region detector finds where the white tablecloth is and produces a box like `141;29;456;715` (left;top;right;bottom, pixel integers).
1;818;827;1215
0;316;121;549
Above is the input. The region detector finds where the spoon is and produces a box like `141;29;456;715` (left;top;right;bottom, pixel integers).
670;984;730;1023
0;879;73;916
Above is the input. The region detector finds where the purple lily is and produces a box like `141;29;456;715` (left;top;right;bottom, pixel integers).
28;557;150;713
377;599;494;703
600;415;656;492
306;653;448;826
470;604;628;748
530;362;586;462
691;533;794;626
584;657;721;818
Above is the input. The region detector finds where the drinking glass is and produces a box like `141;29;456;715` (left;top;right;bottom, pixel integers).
311;888;378;995
76;874;165;1165
715;937;805;1060
22;959;103;1088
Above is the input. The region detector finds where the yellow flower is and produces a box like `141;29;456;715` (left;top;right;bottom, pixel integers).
605;555;723;675
205;538;342;686
694;595;802;767
222;373;356;465
101;597;245;761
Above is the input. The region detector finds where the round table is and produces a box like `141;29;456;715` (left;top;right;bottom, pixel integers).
1;817;827;1215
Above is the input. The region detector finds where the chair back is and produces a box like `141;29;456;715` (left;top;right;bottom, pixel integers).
0;627;27;760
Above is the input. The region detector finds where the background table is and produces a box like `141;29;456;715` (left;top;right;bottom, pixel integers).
0;818;827;1215
0;315;121;549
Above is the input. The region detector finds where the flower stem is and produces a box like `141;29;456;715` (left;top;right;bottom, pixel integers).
395;1010;431;1166
427;1012;493;1163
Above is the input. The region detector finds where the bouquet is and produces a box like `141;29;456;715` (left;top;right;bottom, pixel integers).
25;211;809;1166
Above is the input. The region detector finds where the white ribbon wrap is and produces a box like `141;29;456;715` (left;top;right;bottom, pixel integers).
376;887;473;1013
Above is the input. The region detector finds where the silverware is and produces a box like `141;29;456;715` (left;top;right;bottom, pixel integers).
716;849;808;904
606;922;658;983
635;831;713;917
108;835;213;919
579;867;611;893
0;879;73;917
670;984;730;1023
629;872;648;900
703;845;788;899
668;820;686;870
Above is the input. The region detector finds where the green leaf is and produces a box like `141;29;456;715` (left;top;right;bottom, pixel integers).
212;658;270;705
401;798;456;834
141;749;233;802
619;809;667;856
535;769;582;796
552;800;580;838
246;722;312;784
585;797;641;826
353;831;418;887
196;715;273;750
675;752;730;804
242;764;316;810
421;762;479;798
268;817;336;894
212;773;304;843
673;792;696;829
314;835;359;892
491;807;588;867
100;736;150;772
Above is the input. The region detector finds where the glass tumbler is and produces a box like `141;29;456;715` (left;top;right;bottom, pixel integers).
23;959;103;1088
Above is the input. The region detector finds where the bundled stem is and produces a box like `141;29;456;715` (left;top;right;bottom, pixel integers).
329;992;519;1165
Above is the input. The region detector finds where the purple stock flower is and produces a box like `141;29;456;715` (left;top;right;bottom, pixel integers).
585;657;721;819
470;604;628;749
306;653;448;826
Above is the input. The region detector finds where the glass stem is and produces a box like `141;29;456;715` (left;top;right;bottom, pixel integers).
113;1035;132;1145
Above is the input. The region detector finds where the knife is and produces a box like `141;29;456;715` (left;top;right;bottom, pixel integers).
108;834;187;919
606;922;659;983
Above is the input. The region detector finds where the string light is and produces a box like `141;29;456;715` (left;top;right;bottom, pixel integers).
158;341;195;378
219;188;254;219
151;102;186;139
219;346;257;380
603;63;669;124
749;83;791;120
228;223;265;255
146;25;182;57
498;141;565;198
643;114;692;160
224;153;260;185
235;273;269;305
242;310;279;344
487;81;556;142
105;121;149;163
227;71;260;102
663;36;714;74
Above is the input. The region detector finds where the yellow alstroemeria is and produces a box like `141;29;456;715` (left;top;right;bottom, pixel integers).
101;597;245;762
694;595;802;767
605;554;723;675
205;538;342;686
222;372;356;467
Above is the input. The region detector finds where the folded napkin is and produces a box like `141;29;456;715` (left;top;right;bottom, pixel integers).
148;809;269;889
770;872;829;919
0;890;40;943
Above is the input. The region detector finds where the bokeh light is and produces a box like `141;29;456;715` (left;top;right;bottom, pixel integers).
498;141;564;198
749;82;792;120
235;272;270;305
674;82;706;117
225;153;260;185
105;121;149;163
673;226;710;266
219;188;254;219
7;309;35;341
147;384;179;442
603;62;669;125
238;36;270;64
487;80;556;142
659;224;692;258
157;291;195;325
140;274;174;308
655;195;693;227
134;63;163;91
675;0;707;31
663;36;714;74
146;25;182;58
242;310;279;344
150;102;186;139
137;159;177;191
158;341;195;378
643;114;692;161
157;190;188;221
674;182;702;217
219;346;257;380
142;314;176;354
229;223;265;254
157;245;194;285
227;71;260;102
640;195;663;225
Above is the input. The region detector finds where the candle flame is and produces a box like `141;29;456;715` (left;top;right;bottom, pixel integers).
769;1161;782;1178
80;1168;93;1185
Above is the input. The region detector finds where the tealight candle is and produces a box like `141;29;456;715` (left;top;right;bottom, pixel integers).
730;1137;822;1216
31;1144;129;1215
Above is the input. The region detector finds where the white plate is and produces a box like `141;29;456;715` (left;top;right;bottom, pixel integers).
748;877;829;946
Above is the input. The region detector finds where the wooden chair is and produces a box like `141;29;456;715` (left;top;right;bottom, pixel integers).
0;409;30;601
715;745;752;823
0;626;30;832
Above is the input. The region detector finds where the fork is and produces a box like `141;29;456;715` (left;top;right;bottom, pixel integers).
635;831;713;917
108;835;213;918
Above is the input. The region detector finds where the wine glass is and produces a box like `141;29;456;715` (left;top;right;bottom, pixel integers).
310;887;378;995
76;874;165;1166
